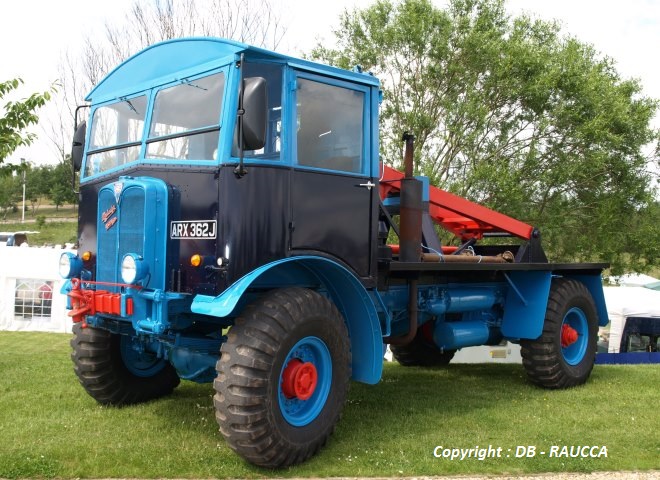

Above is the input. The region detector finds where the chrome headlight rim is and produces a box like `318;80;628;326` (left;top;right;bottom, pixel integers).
59;252;82;279
121;253;147;285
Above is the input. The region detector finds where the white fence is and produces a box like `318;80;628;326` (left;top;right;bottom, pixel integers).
0;246;73;333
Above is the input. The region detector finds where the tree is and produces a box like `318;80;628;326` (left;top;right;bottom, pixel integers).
49;159;77;210
312;0;659;274
0;175;20;219
0;79;53;176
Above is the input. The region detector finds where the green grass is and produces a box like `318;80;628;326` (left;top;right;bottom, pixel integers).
1;204;77;223
0;332;658;478
0;221;77;246
1;202;77;246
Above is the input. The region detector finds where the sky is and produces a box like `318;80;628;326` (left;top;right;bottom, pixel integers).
1;0;659;167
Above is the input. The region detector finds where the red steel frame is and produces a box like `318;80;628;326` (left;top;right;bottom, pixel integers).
379;164;534;241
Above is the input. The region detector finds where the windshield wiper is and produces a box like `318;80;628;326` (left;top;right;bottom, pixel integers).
183;79;208;91
123;98;139;115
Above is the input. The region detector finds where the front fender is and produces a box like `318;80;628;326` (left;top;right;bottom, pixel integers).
191;256;383;384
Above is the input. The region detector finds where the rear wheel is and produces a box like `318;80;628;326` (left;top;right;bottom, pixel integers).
215;288;350;468
70;323;180;405
520;279;598;389
391;322;455;366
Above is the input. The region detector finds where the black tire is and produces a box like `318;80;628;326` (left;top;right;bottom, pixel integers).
391;322;455;366
70;323;180;405
215;288;351;468
520;278;598;389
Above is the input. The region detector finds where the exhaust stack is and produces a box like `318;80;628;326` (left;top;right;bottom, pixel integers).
398;132;422;263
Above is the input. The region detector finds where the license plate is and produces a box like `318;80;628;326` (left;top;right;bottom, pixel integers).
170;220;217;239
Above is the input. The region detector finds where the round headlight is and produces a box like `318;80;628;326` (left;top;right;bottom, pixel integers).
121;255;137;283
59;252;82;279
121;254;148;284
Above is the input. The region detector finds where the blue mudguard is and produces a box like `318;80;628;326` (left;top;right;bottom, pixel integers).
501;271;609;340
561;273;609;327
501;270;552;339
191;256;383;384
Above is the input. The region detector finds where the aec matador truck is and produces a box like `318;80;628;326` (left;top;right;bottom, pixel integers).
61;37;609;468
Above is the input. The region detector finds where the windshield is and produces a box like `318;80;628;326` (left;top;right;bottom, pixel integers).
146;72;225;161
82;70;226;178
84;96;147;177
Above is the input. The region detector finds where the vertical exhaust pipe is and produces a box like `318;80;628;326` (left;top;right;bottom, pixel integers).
398;132;422;263
385;133;422;346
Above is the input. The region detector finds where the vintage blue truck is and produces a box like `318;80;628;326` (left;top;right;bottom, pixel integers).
61;37;608;467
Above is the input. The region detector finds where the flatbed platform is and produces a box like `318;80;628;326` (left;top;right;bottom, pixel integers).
387;261;608;273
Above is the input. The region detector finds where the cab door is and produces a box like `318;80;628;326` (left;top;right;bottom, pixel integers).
289;72;376;280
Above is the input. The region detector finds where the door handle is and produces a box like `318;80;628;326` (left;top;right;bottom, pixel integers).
358;181;376;190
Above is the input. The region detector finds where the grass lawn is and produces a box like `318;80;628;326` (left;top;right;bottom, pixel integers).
1;205;77;223
0;331;658;478
0;221;77;246
1;203;77;246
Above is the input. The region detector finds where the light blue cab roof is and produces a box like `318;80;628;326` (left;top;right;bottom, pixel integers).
86;37;380;104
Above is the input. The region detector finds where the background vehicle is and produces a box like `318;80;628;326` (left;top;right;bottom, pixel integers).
0;231;31;247
61;38;609;467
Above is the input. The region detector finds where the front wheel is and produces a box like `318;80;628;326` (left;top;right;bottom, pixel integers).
215;288;351;468
520;279;598;389
70;323;180;405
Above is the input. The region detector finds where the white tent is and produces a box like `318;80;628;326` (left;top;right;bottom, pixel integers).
607;273;659;287
602;286;660;352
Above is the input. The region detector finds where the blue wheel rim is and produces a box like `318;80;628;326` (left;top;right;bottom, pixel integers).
278;336;332;427
561;307;588;366
120;335;166;377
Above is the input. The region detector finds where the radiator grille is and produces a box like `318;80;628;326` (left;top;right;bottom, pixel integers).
97;189;119;286
118;187;145;263
96;186;146;290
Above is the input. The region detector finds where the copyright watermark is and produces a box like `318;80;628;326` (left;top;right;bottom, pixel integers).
432;445;608;461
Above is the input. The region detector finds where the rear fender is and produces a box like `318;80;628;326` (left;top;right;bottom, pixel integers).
561;273;609;327
501;271;609;340
501;271;552;339
191;256;382;384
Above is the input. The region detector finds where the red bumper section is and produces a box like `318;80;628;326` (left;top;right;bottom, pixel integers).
67;278;135;325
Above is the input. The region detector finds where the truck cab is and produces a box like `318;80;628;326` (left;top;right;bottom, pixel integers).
71;39;379;297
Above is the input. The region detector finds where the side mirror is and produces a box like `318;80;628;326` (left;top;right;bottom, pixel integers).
241;77;267;151
71;121;86;173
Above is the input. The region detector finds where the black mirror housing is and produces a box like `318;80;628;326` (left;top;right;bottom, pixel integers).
242;77;267;151
71;121;86;173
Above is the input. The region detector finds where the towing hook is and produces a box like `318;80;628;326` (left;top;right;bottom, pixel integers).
67;278;90;324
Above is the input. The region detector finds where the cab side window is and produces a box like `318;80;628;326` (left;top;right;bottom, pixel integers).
232;62;283;160
296;78;364;174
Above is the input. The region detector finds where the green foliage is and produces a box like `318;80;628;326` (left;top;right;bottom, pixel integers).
0;160;77;217
1;332;659;477
35;215;46;229
0;78;54;175
312;0;660;274
0;175;21;219
49;158;77;209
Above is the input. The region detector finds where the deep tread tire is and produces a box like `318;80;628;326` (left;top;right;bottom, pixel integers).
215;288;351;468
520;278;598;389
70;323;180;405
391;324;455;367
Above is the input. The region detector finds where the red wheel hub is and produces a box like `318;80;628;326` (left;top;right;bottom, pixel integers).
281;359;318;400
561;323;579;348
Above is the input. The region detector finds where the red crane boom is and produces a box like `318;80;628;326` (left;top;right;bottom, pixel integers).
379;164;534;241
